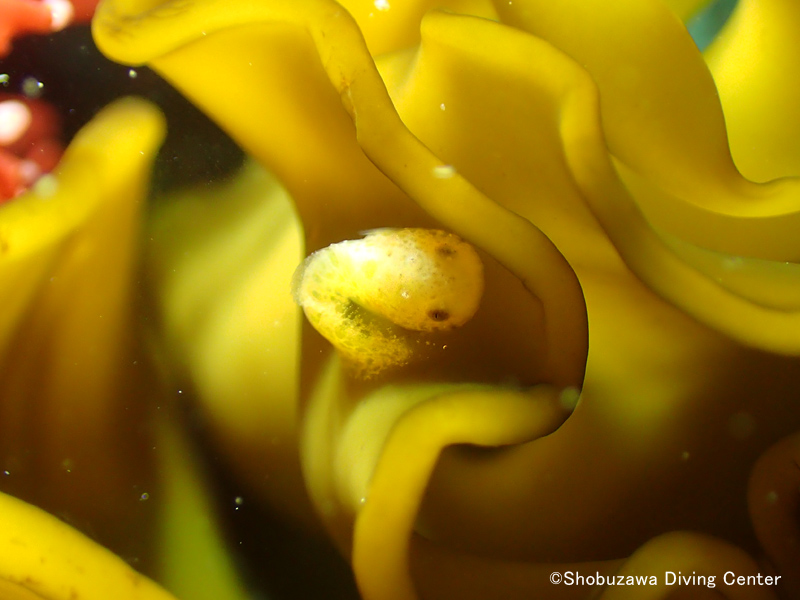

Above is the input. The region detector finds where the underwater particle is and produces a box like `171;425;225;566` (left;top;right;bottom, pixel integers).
139;492;150;501
294;228;484;376
558;386;580;411
21;76;43;98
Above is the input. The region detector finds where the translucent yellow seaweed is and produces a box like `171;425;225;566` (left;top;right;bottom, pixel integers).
93;0;589;390
0;490;177;600
90;1;800;599
0;97;165;565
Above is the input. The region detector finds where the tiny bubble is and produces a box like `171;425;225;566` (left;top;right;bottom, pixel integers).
128;69;138;79
439;103;446;111
0;74;9;86
140;492;150;501
22;77;44;98
234;496;244;506
3;471;9;476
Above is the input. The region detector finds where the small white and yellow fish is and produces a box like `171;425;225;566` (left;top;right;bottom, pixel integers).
293;228;484;376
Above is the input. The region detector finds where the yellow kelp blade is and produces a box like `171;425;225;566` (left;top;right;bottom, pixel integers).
706;0;800;183
495;0;800;262
351;385;567;600
96;0;413;249
0;491;177;600
300;353;572;600
156;413;251;600
93;0;588;391
748;431;800;598
0;96;162;356
335;0;498;57
414;1;800;354
0;97;165;564
146;160;312;526
665;0;714;20
597;532;776;600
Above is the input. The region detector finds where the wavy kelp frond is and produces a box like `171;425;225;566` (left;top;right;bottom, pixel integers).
481;0;800;354
663;0;716;20
336;0;498;57
598;531;776;600
146;160;312;525
95;0;409;249
0;413;248;600
300;355;571;600
384;5;800;354
0;491;177;600
748;431;800;597
93;0;588;389
706;0;800;183
90;1;800;599
156;415;251;600
351;385;568;600
381;10;620;277
0;98;165;565
495;0;800;244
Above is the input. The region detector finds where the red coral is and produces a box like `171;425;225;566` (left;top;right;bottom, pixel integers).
0;95;63;202
0;0;100;57
1;0;65;56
